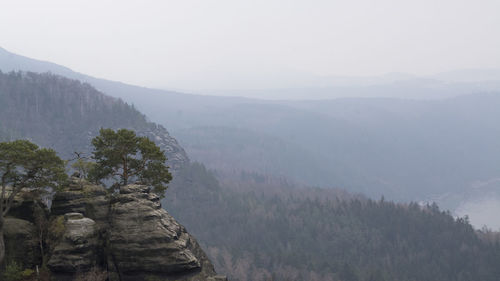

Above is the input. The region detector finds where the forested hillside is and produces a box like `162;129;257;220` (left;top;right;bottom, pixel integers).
166;163;500;281
1;70;500;281
3;47;500;221
168;94;500;201
0;71;187;169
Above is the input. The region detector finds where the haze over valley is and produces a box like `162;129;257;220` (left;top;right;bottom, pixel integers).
2;46;500;230
1;1;500;280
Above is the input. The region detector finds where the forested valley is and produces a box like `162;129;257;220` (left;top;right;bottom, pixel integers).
1;71;500;281
166;163;500;281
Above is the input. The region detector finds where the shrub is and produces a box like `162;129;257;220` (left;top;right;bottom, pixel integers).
2;262;34;281
48;216;65;240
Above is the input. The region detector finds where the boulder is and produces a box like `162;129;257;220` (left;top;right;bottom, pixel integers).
3;217;41;267
3;187;47;268
4;186;48;223
51;177;109;230
47;213;99;273
107;184;218;281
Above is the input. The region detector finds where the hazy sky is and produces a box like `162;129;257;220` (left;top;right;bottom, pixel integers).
1;0;499;90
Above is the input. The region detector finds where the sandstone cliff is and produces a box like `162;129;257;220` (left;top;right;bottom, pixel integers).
4;178;226;281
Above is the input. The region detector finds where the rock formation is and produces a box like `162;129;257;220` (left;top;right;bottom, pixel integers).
107;184;216;280
47;213;99;277
4;177;226;281
50;178;109;230
3;188;45;268
3;217;41;268
137;124;189;171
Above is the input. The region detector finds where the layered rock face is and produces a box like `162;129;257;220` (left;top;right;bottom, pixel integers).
138;125;189;171
107;184;217;280
44;178;225;281
3;217;41;268
47;213;99;273
50;178;109;230
3;188;45;268
5;189;41;222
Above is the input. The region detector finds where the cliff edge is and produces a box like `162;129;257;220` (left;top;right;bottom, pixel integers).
4;178;226;281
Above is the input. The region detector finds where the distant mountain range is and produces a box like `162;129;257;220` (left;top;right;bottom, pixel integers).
194;68;500;99
2;46;500;229
2;50;500;280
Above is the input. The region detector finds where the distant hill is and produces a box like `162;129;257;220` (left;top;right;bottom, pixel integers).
166;163;500;281
3;46;500;225
432;68;500;83
0;71;188;169
1;67;499;281
166;94;500;209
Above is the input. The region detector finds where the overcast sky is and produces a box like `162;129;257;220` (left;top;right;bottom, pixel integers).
1;0;499;91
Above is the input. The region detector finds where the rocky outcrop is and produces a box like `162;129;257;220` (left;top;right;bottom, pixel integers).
3;186;48;223
3;217;41;268
138;124;189;171
47;213;99;274
107;184;216;281
3;178;225;280
43;178;225;280
50;177;109;230
3;187;46;268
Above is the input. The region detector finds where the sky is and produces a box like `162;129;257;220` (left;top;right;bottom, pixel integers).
1;0;500;91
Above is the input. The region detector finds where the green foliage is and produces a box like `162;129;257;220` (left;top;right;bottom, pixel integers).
0;139;68;265
20;269;34;279
48;216;66;245
0;71;152;161
43;215;65;270
0;140;67;194
89;128;172;196
2;261;34;281
71;158;96;180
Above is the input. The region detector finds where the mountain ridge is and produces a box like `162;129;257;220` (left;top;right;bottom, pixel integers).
3;47;500;218
0;70;188;170
2;57;500;281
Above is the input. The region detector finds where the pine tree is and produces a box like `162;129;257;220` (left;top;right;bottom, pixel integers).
89;128;172;196
0;140;66;265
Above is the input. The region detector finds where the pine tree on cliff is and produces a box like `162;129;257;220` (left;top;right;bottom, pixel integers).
0;140;67;265
89;128;172;197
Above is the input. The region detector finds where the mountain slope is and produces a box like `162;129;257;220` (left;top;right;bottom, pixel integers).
166;163;500;281
1;67;499;281
3;47;500;226
0;71;188;169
